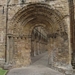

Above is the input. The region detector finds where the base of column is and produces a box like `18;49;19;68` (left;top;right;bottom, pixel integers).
56;64;73;75
3;63;12;70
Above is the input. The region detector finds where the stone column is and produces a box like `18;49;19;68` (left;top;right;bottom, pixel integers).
36;42;38;55
34;41;37;56
39;42;41;54
31;41;34;57
64;15;73;74
68;0;75;70
4;34;14;69
37;42;40;55
40;43;42;54
40;43;42;53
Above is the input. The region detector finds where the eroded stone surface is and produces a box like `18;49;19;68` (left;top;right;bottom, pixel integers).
0;0;73;71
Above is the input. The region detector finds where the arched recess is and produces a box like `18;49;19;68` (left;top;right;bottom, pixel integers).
7;3;70;68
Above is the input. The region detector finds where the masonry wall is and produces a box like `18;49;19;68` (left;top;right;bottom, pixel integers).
0;0;72;69
0;1;7;66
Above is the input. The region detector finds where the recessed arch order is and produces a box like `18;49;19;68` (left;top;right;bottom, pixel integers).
11;3;67;34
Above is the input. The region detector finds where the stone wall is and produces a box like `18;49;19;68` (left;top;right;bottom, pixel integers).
0;0;72;69
49;37;69;65
13;36;31;68
0;2;7;66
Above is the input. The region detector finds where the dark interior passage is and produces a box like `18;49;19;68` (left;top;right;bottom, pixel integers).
31;26;48;62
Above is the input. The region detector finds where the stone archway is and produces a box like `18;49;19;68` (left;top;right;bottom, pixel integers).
7;3;70;69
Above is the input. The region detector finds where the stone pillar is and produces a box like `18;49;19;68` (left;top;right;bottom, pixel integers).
31;41;34;57
68;0;75;69
40;43;42;53
37;42;40;55
42;43;44;52
36;42;38;55
66;17;73;74
44;44;46;52
39;42;41;54
34;41;37;56
63;8;73;74
42;43;44;53
40;43;42;54
4;34;14;69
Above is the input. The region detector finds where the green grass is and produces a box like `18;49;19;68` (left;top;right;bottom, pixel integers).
0;68;8;75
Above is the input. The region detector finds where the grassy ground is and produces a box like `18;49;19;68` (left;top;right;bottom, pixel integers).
0;68;7;75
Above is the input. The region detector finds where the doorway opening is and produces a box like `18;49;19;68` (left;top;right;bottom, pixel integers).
9;3;70;69
31;26;48;63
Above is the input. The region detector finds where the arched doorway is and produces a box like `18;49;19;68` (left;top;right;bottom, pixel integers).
7;3;70;69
